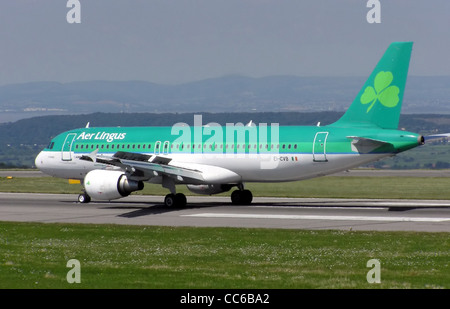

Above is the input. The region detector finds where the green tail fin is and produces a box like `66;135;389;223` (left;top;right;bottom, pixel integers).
332;42;413;129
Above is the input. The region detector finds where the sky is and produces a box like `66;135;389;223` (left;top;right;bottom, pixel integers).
0;0;449;85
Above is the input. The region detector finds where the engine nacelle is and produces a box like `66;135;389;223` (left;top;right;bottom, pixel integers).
84;170;144;201
186;184;233;195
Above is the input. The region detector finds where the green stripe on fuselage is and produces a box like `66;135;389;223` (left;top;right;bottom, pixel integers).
45;125;421;156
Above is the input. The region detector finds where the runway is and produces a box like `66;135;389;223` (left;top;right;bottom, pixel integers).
0;192;449;232
1;169;450;178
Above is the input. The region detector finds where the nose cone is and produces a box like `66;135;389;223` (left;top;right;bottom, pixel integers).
35;151;45;171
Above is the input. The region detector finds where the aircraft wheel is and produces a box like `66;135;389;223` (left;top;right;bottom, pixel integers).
231;189;253;205
175;193;187;208
164;194;176;207
164;193;187;208
231;190;240;205
78;193;91;204
241;189;253;205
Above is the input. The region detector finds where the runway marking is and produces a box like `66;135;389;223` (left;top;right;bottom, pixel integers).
182;213;450;222
358;202;450;207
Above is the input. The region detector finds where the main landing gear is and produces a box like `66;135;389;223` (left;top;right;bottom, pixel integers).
163;185;253;208
164;193;187;208
230;189;253;205
164;189;252;207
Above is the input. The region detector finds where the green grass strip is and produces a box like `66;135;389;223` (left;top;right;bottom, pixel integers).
0;222;448;289
1;176;450;200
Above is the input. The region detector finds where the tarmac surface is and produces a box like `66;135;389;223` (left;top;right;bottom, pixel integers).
0;193;449;232
1;169;450;178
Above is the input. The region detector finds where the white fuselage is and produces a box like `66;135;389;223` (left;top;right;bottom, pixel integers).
35;149;387;184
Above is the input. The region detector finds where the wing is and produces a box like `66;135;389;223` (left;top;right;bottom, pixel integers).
80;151;241;184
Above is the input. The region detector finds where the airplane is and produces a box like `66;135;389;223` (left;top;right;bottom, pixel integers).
35;41;428;207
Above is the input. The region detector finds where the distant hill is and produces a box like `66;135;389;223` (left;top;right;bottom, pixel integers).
1;76;450;123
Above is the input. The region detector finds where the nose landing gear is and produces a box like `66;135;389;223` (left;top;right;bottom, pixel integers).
78;192;91;203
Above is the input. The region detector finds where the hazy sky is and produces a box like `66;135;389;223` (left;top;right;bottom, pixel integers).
1;0;449;85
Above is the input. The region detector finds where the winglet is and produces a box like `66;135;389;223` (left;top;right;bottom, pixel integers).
79;148;98;162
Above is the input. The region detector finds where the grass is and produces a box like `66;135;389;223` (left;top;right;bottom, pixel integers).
0;222;448;289
2;175;450;200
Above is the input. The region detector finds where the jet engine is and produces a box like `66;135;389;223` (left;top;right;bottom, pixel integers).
186;184;233;195
84;170;144;201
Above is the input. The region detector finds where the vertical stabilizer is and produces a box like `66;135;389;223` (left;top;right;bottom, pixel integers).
332;42;413;129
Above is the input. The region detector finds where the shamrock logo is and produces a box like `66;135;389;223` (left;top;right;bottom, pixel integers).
360;71;400;113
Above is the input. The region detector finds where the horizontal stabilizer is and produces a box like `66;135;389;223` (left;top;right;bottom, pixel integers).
347;136;391;154
423;133;450;142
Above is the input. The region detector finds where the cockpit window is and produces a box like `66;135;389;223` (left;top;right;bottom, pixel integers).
47;141;55;149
